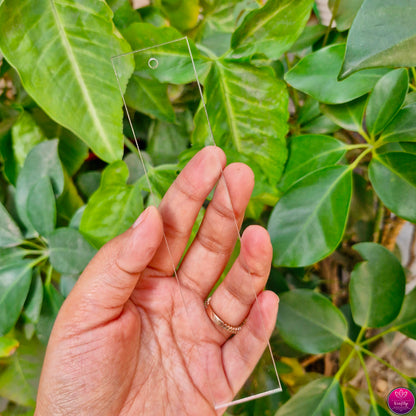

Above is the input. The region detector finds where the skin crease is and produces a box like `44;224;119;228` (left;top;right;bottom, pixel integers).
35;147;279;416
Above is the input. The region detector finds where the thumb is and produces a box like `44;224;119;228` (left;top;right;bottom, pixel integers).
65;206;163;324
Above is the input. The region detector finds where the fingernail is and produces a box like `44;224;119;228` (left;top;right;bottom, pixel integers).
132;207;151;229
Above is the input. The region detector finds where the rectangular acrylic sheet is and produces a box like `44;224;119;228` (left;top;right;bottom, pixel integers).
112;37;282;411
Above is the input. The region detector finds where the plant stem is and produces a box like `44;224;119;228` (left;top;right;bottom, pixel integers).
45;263;53;286
28;255;48;269
373;202;385;243
356;350;379;409
345;144;369;150
411;67;416;84
22;239;45;250
124;137;140;156
409;83;416;92
322;0;341;47
359;346;414;384
360;327;396;346
349;147;372;170
355;325;367;344
334;344;357;381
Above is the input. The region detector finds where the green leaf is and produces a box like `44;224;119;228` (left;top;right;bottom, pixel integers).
0;336;19;358
328;0;364;32
147;111;192;165
369;152;416;222
22;270;43;325
366;69;409;136
192;60;289;192
269;166;353;267
277;289;348;354
0;0;134;162
11;111;46;167
0;333;45;407
368;405;391;416
119;23;209;85
289;24;327;52
15;140;64;235
0;247;26;270
285;44;389;104
320;96;367;132
349;243;406;328
0;201;23;247
49;227;96;274
0;260;32;336
26;177;56;237
301;115;340;135
55;172;83;224
161;0;199;31
279;134;347;192
391;287;416;339
107;0;142;30
340;0;416;78
275;377;345;416
125;76;175;123
231;0;314;59
380;103;416;144
79;161;143;248
36;283;64;344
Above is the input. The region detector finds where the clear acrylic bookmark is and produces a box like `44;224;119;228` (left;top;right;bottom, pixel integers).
112;37;282;412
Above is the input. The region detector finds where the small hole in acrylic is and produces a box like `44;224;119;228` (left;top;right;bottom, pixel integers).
148;57;159;69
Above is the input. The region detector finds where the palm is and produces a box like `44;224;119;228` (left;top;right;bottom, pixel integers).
36;148;278;416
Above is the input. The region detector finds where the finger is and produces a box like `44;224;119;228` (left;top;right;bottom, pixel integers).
221;291;279;397
145;146;226;276
64;206;163;327
178;163;254;297
207;226;273;340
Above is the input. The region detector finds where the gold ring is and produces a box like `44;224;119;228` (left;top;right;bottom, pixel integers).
204;297;245;335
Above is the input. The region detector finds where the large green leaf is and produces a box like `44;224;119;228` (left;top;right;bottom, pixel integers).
285;44;389;104
161;0;199;31
0;201;23;248
118;23;209;85
22;270;43;325
366;69;409;137
192;60;289;192
349;243;405;328
231;0;314;59
0;260;32;336
279;134;347;192
15;140;64;235
269;166;353;267
369;152;416;222
275;377;345;416
27;177;56;237
0;333;45;407
340;0;416;78
11;111;46;167
0;247;27;271
320;96;367;133
380;103;416;144
80;161;143;248
0;0;134;162
49;227;96;274
277;289;348;354
392;287;416;339
328;0;364;32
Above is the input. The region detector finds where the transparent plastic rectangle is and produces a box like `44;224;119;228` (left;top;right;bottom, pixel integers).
112;37;282;412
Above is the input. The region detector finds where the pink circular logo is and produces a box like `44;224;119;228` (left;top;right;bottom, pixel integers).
387;387;415;415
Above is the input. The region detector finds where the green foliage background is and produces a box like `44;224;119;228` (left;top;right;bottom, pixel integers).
0;0;416;414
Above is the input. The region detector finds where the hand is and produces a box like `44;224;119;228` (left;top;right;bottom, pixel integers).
35;147;279;416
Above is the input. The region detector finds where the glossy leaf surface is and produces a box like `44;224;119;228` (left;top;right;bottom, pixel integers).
341;0;416;77
392;287;416;339
0;201;23;247
369;152;416;222
366;69;409;136
49;227;96;274
0;0;133;162
279;134;346;192
231;0;314;59
0;261;32;336
269;166;352;267
285;44;389;104
277;289;348;354
275;377;345;416
350;243;406;328
80;161;143;248
27;177;56;237
381;103;416;144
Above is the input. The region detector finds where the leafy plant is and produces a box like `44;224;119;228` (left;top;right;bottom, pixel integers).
0;0;416;415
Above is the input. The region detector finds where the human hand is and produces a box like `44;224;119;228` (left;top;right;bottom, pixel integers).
35;147;279;416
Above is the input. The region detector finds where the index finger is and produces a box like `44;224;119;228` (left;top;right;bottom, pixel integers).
145;146;226;276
